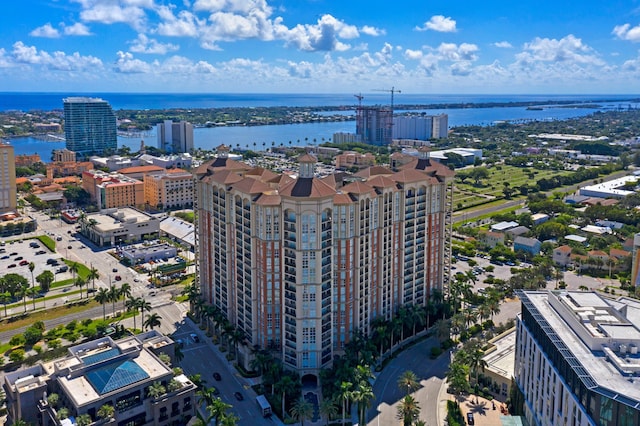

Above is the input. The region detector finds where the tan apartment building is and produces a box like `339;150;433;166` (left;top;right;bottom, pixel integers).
144;169;194;210
82;170;144;210
0;143;16;213
15;153;41;167
196;146;454;380
335;150;376;169
52;148;76;163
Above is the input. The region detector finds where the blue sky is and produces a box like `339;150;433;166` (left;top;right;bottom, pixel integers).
2;0;640;94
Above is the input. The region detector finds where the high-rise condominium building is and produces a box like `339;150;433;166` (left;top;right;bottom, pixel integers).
356;106;393;145
0;143;16;214
516;290;640;426
157;120;194;153
63;97;117;156
393;114;449;140
196;145;453;379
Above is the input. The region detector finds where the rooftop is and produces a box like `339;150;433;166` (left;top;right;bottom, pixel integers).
521;291;640;406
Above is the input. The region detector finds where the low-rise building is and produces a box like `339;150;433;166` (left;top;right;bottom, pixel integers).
120;242;178;265
15;154;41;167
552;245;572;266
3;332;195;426
80;208;160;247
159;216;194;250
52;148;76;163
335;151;376;169
478;230;505;249
513;236;542;257
482;328;516;402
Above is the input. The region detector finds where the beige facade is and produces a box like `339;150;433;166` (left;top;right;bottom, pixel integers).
0;144;16;213
52;148;77;163
82;170;144;209
80;207;160;247
335;151;376;169
144;170;194;209
196;147;454;378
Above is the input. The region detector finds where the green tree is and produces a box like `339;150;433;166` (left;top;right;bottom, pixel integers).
76;414;92;426
143;312;162;331
397;395;421;426
87;266;100;291
28;262;36;310
147;381;166;399
275;375;298;421
36;270;54;293
119;282;132;311
74;277;86;299
207;397;233;425
94;288;110;320
446;362;470;395
319;398;338;426
97;404;115;420
290;397;314;426
397;370;419;396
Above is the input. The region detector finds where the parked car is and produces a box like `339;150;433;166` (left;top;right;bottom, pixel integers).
46;258;57;265
29;242;39;248
466;412;475;425
19;260;29;266
114;275;122;281
8;264;16;268
35;250;46;255
56;266;68;273
112;268;118;272
234;392;244;401
190;333;200;343
14;256;23;261
213;372;221;381
1;255;9;260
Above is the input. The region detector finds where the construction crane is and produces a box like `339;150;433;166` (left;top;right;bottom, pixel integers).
354;93;364;108
372;86;401;112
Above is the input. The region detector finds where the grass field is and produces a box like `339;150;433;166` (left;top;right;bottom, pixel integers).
453;165;574;210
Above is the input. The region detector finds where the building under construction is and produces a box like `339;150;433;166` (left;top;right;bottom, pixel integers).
355;106;393;145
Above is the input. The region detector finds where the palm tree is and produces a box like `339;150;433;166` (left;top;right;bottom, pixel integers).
87;265;100;291
97;404;115;420
219;413;240;426
95;288;110;320
408;304;426;336
143;312;162;331
147;381;166;399
70;261;80;284
196;386;217;407
120;282;132;311
291;397;313;426
207;397;232;425
397;370;419;395
249;349;272;376
275;375;297;420
108;285;119;317
0;292;10;317
19;283;28;313
126;296;141;330
227;329;245;360
74;277;86;299
36;270;54;293
28;262;36;310
352;379;374;426
319;398;338;426
467;344;488;390
397;395;420;426
76;415;92;426
337;381;352;425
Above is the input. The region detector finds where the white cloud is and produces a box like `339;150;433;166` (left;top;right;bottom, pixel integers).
516;34;603;66
11;41;102;71
416;15;457;33
613;23;640;42
114;51;151;73
30;23;60;38
64;23;92;36
404;49;423;60
77;1;149;31
360;25;385;37
283;14;358;52
194;0;272;15
156;6;201;37
0;48;14;68
129;34;179;54
493;41;512;48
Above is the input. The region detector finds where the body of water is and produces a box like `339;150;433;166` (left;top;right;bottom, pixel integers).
5;92;640;161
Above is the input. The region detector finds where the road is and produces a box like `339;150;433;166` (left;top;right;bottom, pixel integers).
367;335;450;426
